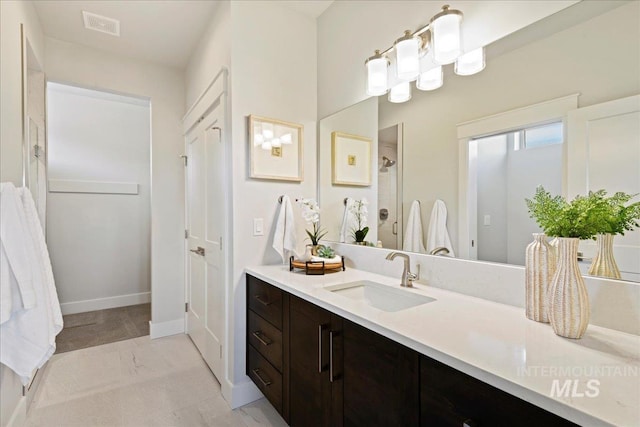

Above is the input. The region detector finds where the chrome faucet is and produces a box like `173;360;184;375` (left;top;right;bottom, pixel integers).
385;252;419;288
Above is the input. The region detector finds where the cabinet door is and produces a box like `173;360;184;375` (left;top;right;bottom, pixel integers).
342;320;420;426
421;356;577;426
289;296;333;427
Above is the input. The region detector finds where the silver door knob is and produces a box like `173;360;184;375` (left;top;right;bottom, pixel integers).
190;247;205;256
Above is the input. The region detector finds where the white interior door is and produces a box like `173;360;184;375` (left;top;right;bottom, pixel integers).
185;110;225;382
567;95;640;281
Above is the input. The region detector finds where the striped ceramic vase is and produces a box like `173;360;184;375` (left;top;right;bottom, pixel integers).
588;234;621;279
549;237;590;339
525;233;556;323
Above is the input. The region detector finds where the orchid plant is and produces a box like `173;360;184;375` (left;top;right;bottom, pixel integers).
350;198;369;243
297;198;326;246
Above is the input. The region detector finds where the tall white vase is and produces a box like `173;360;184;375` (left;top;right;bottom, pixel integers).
525;233;556;323
549;238;590;339
588;233;621;279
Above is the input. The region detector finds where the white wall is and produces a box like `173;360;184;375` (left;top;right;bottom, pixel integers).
319;98;378;244
44;38;186;331
185;1;231;108
46;83;151;314
185;0;318;407
378;1;640;257
0;1;45;425
317;0;578;118
228;0;318;404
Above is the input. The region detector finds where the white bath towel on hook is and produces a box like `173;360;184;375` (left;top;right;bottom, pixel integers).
403;200;426;253
426;199;455;257
272;195;298;263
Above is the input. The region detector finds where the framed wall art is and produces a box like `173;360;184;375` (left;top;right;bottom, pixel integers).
249;115;303;181
331;131;372;186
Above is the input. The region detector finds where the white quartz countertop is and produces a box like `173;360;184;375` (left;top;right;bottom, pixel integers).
245;265;640;427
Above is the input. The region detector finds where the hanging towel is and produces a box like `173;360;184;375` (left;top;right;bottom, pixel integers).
1;183;36;323
272;195;298;263
426;199;455;257
403;200;426;253
0;187;63;384
339;198;354;243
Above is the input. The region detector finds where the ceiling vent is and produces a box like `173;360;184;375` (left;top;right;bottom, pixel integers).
82;11;120;37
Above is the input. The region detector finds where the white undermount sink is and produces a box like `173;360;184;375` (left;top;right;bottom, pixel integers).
325;280;436;312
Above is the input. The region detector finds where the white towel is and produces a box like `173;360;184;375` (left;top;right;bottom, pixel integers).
339;198;354;243
1;183;36;323
426;199;455;257
403;200;426;253
0;187;63;384
272;196;298;263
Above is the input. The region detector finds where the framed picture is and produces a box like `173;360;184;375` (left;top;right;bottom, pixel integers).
331;131;372;186
249;115;303;181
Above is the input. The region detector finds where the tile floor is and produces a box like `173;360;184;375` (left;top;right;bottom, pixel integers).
56;304;151;353
26;334;287;427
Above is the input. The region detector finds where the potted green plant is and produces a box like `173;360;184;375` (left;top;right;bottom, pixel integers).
349;198;369;244
297;198;327;256
525;187;606;339
587;191;640;279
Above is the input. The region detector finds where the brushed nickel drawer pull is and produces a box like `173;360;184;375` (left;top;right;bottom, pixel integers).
329;330;335;382
252;368;272;387
252;331;272;346
254;295;272;306
318;324;325;373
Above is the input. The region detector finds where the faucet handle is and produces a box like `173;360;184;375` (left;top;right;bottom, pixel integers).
409;264;420;281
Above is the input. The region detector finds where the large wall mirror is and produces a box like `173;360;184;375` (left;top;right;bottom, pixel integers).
319;1;640;282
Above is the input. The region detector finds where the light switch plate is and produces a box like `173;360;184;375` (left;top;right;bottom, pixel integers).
253;218;264;236
484;215;491;226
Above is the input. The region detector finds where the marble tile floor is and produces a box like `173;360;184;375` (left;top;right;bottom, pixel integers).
26;334;287;427
56;304;151;353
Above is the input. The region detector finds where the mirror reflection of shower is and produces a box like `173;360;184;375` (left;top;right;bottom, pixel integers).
378;124;403;249
380;156;396;172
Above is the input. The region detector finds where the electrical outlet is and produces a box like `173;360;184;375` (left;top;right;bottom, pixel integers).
253;218;264;236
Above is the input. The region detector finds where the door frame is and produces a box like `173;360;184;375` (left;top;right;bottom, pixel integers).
182;68;230;382
456;94;578;259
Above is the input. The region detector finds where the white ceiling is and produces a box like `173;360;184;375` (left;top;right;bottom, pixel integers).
33;1;220;69
33;1;334;70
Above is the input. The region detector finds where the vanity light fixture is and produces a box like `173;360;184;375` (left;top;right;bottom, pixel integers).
455;47;486;76
364;4;486;103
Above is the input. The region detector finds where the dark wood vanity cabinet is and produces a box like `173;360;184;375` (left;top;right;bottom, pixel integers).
342;320;419;426
246;274;574;427
420;356;577;427
289;295;342;427
246;275;290;421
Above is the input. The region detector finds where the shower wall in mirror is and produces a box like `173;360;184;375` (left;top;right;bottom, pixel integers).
319;1;640;282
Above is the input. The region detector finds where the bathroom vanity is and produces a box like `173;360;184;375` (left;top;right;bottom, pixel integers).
246;267;640;427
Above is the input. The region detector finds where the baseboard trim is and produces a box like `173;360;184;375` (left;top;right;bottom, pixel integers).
5;395;26;427
221;377;263;409
60;292;151;315
149;318;184;339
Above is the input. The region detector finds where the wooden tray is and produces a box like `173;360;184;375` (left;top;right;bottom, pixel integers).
289;256;345;275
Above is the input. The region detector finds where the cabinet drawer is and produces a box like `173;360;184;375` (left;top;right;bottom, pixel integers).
420;356;577;427
248;310;283;372
248;345;283;414
248;275;283;329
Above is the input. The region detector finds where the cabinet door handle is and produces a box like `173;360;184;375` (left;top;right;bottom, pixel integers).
251;368;272;387
254;295;272;306
252;331;272;346
329;330;335;382
318;324;326;373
